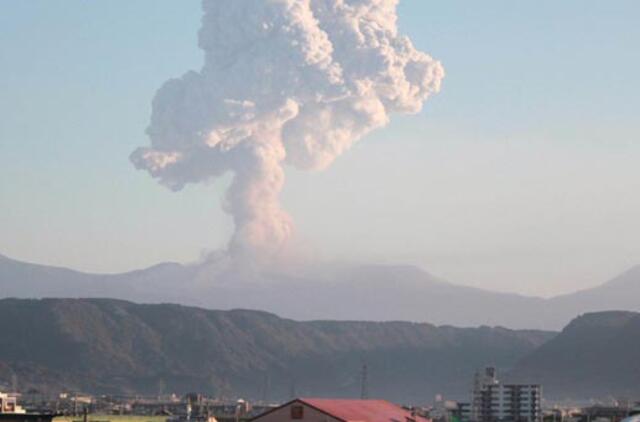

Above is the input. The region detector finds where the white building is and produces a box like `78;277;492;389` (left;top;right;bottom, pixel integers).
470;368;541;422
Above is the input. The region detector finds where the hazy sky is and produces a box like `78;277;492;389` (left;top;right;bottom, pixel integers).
1;1;639;297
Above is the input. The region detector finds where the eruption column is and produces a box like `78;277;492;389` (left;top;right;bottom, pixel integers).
131;0;445;265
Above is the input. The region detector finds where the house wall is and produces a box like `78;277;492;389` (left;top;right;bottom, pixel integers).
254;402;341;422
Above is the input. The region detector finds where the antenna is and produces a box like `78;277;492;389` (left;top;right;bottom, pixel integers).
360;363;369;400
289;378;297;399
261;373;270;403
11;373;18;392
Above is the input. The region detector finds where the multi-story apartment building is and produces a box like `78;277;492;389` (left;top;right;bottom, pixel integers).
470;367;541;422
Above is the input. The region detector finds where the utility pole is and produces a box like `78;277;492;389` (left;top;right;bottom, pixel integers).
11;374;18;393
289;379;297;400
360;363;369;400
261;374;270;404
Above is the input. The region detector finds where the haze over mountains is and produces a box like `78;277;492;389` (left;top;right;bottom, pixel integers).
1;253;639;330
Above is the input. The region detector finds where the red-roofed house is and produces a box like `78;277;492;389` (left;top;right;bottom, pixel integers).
251;398;431;422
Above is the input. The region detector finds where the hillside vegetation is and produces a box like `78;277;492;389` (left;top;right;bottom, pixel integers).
0;298;553;402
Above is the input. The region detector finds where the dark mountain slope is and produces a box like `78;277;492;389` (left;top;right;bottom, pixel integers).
0;298;553;402
509;311;640;399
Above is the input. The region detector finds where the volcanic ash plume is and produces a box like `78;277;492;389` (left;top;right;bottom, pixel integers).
131;0;445;265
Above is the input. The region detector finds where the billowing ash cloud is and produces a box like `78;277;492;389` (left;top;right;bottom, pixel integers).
131;0;444;264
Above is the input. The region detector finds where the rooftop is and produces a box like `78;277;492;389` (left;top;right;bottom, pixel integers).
298;398;429;422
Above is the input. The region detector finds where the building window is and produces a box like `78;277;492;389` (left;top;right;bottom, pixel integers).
291;405;304;420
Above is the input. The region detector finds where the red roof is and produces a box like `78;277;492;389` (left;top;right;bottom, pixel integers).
298;398;430;422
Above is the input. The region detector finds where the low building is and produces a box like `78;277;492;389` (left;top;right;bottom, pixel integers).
251;398;431;422
450;402;472;422
577;405;636;422
0;392;56;422
0;393;25;415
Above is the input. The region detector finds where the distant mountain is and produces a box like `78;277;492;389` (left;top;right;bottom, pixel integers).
1;254;640;330
548;265;640;320
0;298;553;402
509;311;640;399
0;253;198;301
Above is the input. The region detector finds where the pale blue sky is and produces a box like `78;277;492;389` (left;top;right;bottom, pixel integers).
1;1;639;296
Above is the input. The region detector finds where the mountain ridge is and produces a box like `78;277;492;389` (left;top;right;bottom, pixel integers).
1;297;637;400
0;297;554;402
1;253;639;330
509;310;640;399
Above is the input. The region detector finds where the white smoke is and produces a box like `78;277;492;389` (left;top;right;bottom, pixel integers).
131;0;444;265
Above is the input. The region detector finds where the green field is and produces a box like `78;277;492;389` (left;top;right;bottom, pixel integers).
55;416;168;422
